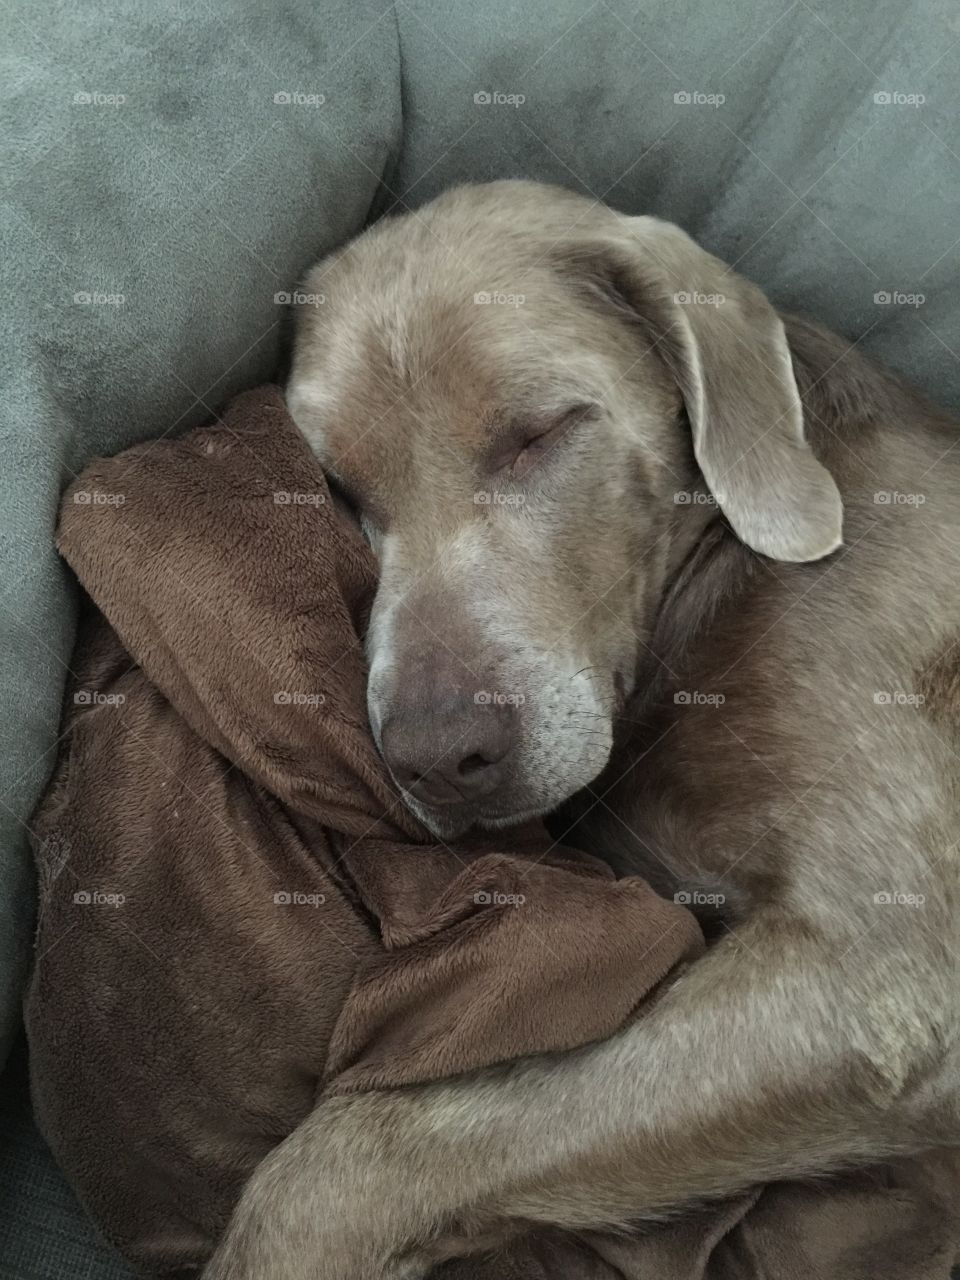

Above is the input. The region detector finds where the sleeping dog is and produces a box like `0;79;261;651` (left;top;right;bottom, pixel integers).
205;180;960;1278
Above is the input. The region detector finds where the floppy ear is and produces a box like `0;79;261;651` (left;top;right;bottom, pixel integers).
564;215;843;563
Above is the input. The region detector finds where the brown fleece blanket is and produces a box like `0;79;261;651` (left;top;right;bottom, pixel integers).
26;385;960;1279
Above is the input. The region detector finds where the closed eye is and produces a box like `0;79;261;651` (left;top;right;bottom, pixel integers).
503;402;598;479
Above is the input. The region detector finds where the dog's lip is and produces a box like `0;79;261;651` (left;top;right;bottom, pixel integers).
402;789;550;837
394;778;547;829
402;787;474;809
390;776;476;812
475;802;550;829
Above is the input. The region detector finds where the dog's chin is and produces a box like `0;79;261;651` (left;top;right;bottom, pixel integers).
400;792;573;841
401;795;546;840
476;805;551;831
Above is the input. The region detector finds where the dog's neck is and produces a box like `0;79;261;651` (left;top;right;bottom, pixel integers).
626;311;888;718
625;480;745;715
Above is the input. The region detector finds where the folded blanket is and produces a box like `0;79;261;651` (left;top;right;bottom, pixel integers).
440;1151;960;1280
25;385;960;1279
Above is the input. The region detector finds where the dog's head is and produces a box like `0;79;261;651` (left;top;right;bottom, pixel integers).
288;181;842;837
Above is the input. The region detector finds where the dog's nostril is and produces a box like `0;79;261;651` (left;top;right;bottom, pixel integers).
380;700;517;806
459;752;492;777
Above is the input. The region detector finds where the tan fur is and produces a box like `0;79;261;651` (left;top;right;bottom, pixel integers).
203;181;960;1279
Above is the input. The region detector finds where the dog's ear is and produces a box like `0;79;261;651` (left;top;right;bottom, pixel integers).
559;216;843;563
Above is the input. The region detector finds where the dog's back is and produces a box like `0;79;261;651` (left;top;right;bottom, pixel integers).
572;318;960;1121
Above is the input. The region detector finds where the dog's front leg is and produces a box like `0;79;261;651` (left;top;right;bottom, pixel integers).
203;915;944;1280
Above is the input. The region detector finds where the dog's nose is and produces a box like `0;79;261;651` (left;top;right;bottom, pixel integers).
380;699;517;806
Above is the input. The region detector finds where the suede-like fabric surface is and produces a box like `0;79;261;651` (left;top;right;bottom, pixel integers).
438;1154;960;1280
23;386;960;1280
25;385;703;1275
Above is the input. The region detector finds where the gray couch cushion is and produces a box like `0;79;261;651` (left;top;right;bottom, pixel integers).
393;0;959;405
0;1039;134;1280
0;0;400;1065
